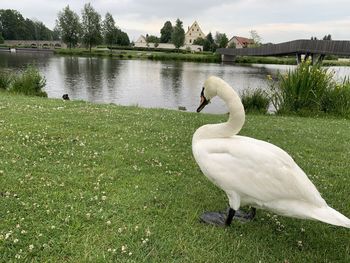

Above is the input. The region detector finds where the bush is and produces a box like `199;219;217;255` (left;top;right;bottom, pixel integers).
241;88;270;114
9;66;47;97
321;80;350;117
0;70;12;90
270;62;334;114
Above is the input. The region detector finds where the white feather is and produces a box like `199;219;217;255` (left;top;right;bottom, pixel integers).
192;76;350;228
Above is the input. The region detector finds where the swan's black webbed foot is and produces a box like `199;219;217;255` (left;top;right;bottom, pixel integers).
200;208;235;227
234;207;256;222
200;207;256;226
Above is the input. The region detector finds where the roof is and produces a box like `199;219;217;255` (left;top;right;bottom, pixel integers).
230;36;254;46
185;21;205;35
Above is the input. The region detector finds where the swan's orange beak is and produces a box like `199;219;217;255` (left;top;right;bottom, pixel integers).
197;95;209;112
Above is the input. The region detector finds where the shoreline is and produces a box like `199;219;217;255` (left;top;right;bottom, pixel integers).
1;46;350;66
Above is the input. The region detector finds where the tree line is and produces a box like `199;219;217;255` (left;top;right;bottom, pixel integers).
56;4;130;50
0;9;59;42
0;4;130;50
0;4;263;51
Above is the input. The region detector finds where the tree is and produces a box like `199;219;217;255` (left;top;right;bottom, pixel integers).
115;29;130;46
81;3;102;51
249;30;262;47
0;9;26;40
103;12;116;46
206;32;217;52
0;32;4;44
171;18;185;49
215;32;229;48
56;5;81;48
193;37;205;46
160;21;173;43
0;9;56;40
323;34;332;40
146;35;160;44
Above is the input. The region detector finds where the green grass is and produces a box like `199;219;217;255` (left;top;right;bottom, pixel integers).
0;92;349;262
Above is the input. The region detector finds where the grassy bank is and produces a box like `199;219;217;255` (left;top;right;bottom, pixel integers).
54;48;221;63
53;48;350;66
1;93;349;262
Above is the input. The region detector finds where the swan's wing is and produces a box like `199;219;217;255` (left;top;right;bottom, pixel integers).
193;136;325;206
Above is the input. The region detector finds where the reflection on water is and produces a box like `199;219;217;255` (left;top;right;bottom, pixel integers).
1;52;350;113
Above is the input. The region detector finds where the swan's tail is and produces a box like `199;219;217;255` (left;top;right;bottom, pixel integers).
311;206;350;228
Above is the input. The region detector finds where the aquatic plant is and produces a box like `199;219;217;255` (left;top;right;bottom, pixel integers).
9;65;47;97
241;88;270;114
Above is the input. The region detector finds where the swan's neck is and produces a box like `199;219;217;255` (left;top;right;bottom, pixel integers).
194;84;245;141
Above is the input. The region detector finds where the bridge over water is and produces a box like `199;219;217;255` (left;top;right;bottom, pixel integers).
217;39;350;64
3;40;66;49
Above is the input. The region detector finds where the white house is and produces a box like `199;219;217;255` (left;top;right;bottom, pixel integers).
184;21;206;45
134;21;205;52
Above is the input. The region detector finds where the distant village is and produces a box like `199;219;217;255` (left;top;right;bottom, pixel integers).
135;21;254;52
0;6;256;53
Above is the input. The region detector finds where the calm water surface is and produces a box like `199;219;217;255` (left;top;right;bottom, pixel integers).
1;52;350;113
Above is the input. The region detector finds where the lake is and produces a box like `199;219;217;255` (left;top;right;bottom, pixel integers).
1;52;350;113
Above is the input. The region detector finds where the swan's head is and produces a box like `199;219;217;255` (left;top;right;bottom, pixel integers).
196;76;219;112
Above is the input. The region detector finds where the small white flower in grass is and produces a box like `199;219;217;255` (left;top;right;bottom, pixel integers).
86;213;91;219
29;244;34;251
107;248;112;252
51;225;56;229
13;238;19;243
5;231;12;239
106;220;111;225
16;224;20;228
134;225;139;231
101;196;107;201
128;252;132;256
142;238;149;245
118;228;123;233
146;229;151;236
121;245;127;253
15;254;21;259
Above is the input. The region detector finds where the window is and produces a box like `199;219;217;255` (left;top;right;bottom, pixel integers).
190;39;192;43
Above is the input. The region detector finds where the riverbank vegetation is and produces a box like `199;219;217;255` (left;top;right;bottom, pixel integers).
54;47;221;63
0;66;47;97
242;62;350;118
1;92;349;262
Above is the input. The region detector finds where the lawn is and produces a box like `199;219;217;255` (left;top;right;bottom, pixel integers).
0;93;349;262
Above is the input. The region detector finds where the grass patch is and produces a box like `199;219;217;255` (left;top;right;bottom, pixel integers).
0;93;349;262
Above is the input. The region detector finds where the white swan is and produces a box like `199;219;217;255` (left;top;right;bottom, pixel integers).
192;76;350;228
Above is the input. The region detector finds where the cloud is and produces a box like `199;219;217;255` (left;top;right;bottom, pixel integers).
1;0;350;43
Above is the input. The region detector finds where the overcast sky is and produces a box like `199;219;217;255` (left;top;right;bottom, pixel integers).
1;0;350;43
